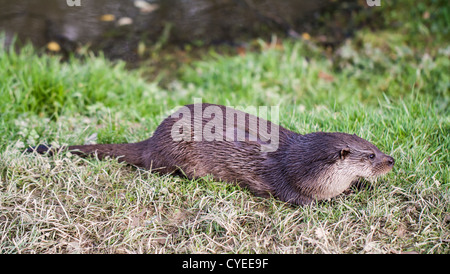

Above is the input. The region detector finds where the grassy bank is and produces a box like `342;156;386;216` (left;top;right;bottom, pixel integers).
0;3;449;253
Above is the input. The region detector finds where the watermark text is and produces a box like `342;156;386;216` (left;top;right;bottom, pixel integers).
170;98;280;152
66;0;81;7
366;0;381;7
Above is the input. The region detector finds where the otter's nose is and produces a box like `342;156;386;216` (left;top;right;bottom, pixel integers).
386;156;395;166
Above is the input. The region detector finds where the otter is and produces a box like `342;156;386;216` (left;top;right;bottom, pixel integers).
27;103;395;205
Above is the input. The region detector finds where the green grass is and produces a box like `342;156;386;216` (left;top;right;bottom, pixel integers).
0;2;449;253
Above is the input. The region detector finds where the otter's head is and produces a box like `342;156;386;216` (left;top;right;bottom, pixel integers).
337;133;395;179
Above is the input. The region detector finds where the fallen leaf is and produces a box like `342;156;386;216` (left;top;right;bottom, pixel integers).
100;14;115;22
117;17;133;26
236;46;246;56
134;0;159;14
318;71;334;82
302;32;311;40
47;41;61;52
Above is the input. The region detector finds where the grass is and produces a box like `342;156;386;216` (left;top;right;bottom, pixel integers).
0;2;449;253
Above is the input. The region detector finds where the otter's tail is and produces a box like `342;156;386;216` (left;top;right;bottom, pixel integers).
26;142;146;168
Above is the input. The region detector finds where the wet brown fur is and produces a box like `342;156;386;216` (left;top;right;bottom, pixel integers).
28;103;395;205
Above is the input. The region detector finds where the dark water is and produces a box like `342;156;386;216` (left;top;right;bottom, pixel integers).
0;0;146;59
0;0;145;44
0;0;364;61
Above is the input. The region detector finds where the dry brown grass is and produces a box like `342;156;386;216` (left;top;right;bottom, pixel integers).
1;144;448;254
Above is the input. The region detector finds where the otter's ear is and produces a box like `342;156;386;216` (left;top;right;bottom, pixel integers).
340;147;350;160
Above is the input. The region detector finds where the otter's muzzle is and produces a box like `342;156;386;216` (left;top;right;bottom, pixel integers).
386;156;395;167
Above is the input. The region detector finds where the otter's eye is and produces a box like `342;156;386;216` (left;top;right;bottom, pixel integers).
369;154;376;159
